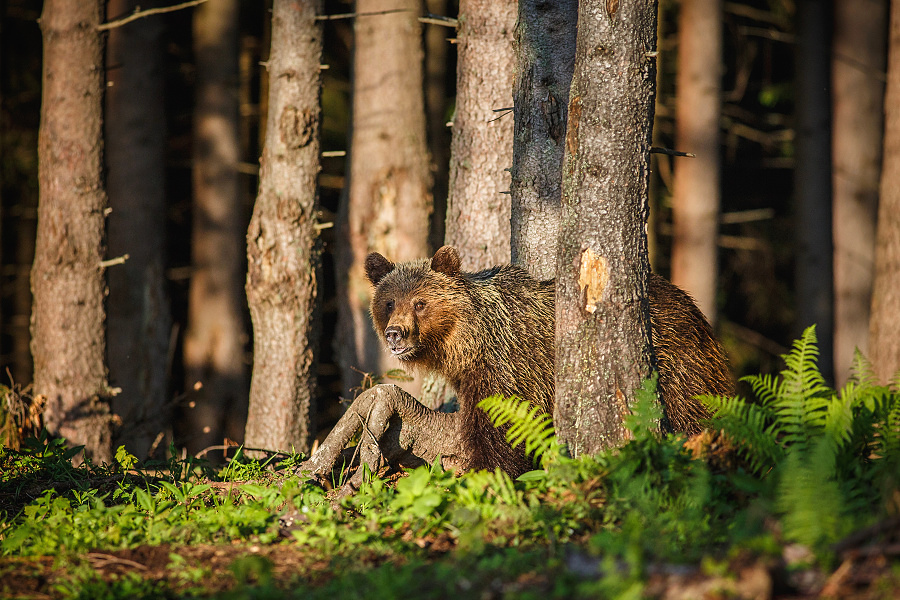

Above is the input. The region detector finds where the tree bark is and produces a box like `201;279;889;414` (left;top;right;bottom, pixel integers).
32;0;112;462
444;0;516;270
184;0;248;452
671;0;722;324
832;0;887;385
554;0;658;456
244;0;323;454
420;0;517;411
509;0;577;280
105;0;171;458
335;0;432;397
869;0;900;384
794;0;834;383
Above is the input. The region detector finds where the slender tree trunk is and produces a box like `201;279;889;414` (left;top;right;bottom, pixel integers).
794;0;834;383
869;0;900;384
509;0;577;280
420;0;517;410
554;0;658;456
184;0;248;452
32;1;112;462
105;0;172;458
445;0;515;270
335;0;432;397
832;0;887;385
244;0;323;454
671;0;722;324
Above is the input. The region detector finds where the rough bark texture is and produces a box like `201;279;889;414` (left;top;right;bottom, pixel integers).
509;0;578;280
244;0;323;454
32;0;113;462
184;0;248;452
869;0;900;384
832;0;886;385
554;0;658;456
445;0;516;269
794;0;834;383
420;0;517;411
335;0;432;397
671;0;722;324
105;0;171;457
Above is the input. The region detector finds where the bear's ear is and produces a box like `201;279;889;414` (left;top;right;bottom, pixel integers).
431;246;461;277
365;252;395;285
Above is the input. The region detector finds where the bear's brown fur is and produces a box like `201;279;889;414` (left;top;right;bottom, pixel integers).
365;245;733;476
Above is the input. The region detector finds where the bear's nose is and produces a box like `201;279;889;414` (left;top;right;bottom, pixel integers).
384;326;404;346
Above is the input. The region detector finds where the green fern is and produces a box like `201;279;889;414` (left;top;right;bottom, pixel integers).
699;394;783;473
477;395;559;468
702;325;900;552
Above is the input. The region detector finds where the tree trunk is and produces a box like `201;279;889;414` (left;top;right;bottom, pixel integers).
32;0;112;462
444;0;516;269
420;0;517;411
832;0;887;385
509;0;577;280
554;0;658;456
869;0;900;384
794;0;835;383
671;0;722;324
244;0;323;454
105;0;172;458
335;0;432;397
184;0;248;453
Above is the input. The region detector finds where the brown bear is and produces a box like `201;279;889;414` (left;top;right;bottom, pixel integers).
364;245;733;476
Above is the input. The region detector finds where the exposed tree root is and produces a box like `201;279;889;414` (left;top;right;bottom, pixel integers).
295;384;466;496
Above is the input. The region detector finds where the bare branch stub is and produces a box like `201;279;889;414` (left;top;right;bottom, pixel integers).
98;0;209;31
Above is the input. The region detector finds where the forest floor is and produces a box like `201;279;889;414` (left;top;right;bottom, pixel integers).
1;457;900;600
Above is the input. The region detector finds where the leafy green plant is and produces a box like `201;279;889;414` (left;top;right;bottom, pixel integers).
477;395;559;467
703;325;900;551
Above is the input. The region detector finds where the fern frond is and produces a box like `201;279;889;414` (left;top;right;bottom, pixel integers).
823;388;854;449
702;394;782;474
742;373;779;408
776;440;847;549
848;350;878;388
768;326;833;448
477;395;559;467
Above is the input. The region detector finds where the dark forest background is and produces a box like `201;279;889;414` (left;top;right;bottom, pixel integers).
0;0;886;455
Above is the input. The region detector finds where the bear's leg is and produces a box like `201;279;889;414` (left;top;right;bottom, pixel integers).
295;384;465;495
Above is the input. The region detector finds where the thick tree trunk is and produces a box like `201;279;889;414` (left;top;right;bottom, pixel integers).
671;0;722;324
32;1;112;462
869;0;900;384
184;0;248;452
105;0;171;458
509;0;577;280
794;0;835;383
554;0;658;456
832;0;886;385
244;0;323;454
420;0;517;411
335;0;432;397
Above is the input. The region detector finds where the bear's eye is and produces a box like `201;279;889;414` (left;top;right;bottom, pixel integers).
386;300;394;312
414;300;426;312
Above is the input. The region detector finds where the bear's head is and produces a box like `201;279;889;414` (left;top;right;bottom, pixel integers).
364;246;464;366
